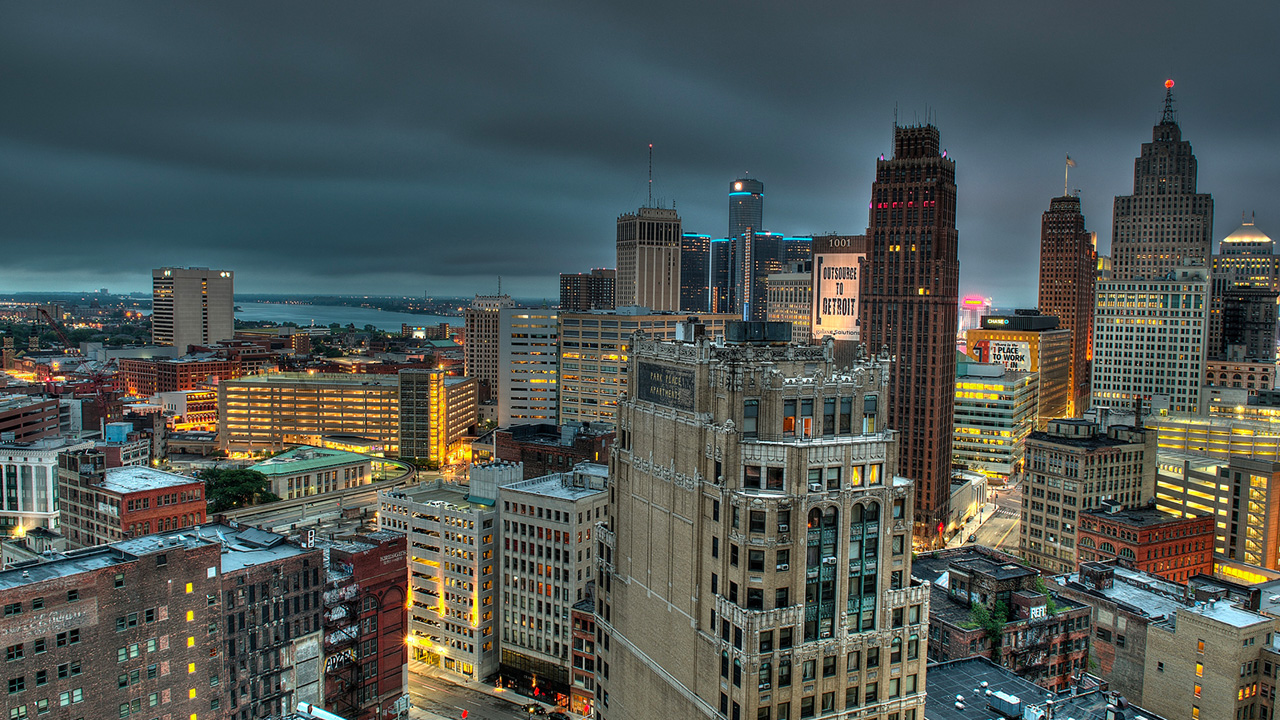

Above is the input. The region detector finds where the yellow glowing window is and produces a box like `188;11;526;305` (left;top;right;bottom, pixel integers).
187;636;195;648
188;663;196;674
1194;684;1201;698
1195;662;1203;677
1197;639;1205;653
192;715;198;720
189;689;197;699
186;610;194;621
185;583;193;594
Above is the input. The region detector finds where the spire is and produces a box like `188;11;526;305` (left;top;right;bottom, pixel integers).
1161;79;1177;124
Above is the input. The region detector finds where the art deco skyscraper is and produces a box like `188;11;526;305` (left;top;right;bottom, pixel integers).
616;206;681;311
1110;82;1214;280
1038;195;1096;416
859;124;959;541
1092;83;1214;414
595;326;928;720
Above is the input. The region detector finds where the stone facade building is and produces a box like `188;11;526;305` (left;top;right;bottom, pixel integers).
596;325;929;720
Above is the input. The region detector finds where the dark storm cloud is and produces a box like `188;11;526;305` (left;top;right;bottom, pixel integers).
2;1;1277;302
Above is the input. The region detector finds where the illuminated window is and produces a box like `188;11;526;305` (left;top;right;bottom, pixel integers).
1196;662;1203;678
185;583;193;594
1194;684;1201;698
187;637;195;648
189;689;197;699
188;663;196;674
186;611;194;622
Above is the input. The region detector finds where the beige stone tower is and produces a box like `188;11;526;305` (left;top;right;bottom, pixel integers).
594;323;929;720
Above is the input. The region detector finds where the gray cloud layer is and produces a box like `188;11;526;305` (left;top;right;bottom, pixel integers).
2;2;1277;303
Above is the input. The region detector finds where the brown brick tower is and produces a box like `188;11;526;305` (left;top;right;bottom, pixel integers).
1038;194;1096;416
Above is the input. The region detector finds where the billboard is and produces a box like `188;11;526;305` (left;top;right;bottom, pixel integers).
810;236;865;341
973;340;1032;371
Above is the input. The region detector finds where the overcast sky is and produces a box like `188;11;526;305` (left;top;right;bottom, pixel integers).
2;2;1277;305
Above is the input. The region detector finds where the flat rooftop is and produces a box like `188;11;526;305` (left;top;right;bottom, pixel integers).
381;483;483;512
925;656;1051;720
251;446;371;476
1083;505;1208;526
0;545;140;591
502;464;608;501
101;466;201;494
115;523;312;573
226;372;399;386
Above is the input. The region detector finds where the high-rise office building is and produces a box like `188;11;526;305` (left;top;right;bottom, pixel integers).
680;232;711;312
398;368;478;465
464;294;514;399
1038;195;1097;415
1210;217;1279;359
595;325;929;720
615;206;681;311
560;269;616;312
1092;85;1215;415
151;267;234;351
1110;83;1214;280
710;238;732;313
965;311;1072;429
859;123;960;540
729;178;764;240
498;307;559;426
810;234;867;350
765;271;813;343
729;231;812;321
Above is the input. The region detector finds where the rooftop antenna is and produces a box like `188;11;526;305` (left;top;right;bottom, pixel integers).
1161;79;1177;124
497;276;501;295
648;143;653;208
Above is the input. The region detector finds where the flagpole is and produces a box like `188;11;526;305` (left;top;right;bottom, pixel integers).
1064;154;1069;197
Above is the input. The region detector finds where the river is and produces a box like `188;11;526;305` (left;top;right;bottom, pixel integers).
235;302;461;332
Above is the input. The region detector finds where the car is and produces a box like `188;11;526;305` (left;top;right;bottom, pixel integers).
522;704;548;716
549;713;571;720
967;533;977;543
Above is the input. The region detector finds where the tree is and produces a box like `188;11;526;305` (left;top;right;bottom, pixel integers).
200;468;280;513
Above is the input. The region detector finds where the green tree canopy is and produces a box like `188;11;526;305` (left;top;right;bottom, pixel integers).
200;468;280;513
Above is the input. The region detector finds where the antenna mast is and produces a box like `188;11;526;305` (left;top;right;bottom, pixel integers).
647;143;653;207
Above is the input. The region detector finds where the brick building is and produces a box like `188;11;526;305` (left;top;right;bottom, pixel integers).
0;394;59;442
493;423;613;480
58;451;206;548
119;356;240;397
1077;502;1214;582
0;533;223;720
568;597;597;717
317;531;408;720
912;547;1091;691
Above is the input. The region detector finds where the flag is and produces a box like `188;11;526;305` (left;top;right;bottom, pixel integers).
1066;155;1077;168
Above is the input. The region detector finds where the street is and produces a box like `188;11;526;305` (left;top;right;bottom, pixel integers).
408;668;552;720
949;480;1023;552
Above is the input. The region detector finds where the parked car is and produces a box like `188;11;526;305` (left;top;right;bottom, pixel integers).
522;704;547;716
967;533;977;543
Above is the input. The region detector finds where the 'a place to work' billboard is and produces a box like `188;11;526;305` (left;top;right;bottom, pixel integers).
972;339;1032;371
810;235;866;342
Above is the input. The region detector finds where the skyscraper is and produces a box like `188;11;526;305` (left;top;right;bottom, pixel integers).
151;267;234;351
615;206;681;311
1038;195;1096;415
728;231;812;321
1210;216;1279;357
595;326;929;720
1110;82;1214;280
464;293;514;400
709;238;731;313
498;307;559;426
729;177;764;240
1091;83;1214;414
679;232;711;312
859;123;960;541
560;268;616;311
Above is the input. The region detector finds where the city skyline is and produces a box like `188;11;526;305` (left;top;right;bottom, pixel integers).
1;2;1277;305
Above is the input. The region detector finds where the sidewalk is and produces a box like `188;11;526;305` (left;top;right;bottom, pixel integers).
945;501;999;548
408;662;569;718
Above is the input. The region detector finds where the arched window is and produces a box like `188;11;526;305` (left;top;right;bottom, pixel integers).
1100;542;1116;555
1119;548;1136;560
863;501;881;521
1080;537;1095;548
851;504;864;524
824;507;839;527
808;508;823;530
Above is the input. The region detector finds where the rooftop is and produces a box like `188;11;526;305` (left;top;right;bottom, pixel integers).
1055;566;1186;621
0;436;92;453
0;544;147;591
114;523;312;573
251;446;371;476
501;464;609;501
101;466;202;494
381;483;487;513
226;372;399;387
1082;504;1208;526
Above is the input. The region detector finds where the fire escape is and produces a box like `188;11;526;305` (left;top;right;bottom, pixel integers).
324;581;368;720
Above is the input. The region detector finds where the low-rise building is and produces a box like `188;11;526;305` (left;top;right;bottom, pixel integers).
765;271;813;344
0;394;59;442
497;463;608;705
377;462;516;682
58;451;206;548
250;446;374;501
119;355;240;396
911;546;1091;691
0;531;223;720
0;436;92;535
1077;502;1214;582
493;423;614;480
1155;452;1280;572
154;389;218;430
218;372;400;454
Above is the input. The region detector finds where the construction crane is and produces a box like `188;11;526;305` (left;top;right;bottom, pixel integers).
35;307;73;350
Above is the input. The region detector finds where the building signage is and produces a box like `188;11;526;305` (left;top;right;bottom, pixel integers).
324;647;356;672
974;340;1032;371
636;362;695;411
811;247;864;341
